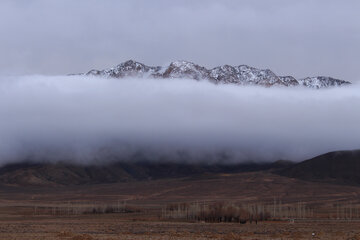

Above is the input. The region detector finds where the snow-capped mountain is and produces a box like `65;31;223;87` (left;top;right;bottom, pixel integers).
84;60;351;88
297;76;350;88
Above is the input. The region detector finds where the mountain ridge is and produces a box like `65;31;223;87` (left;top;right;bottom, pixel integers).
0;160;292;186
82;60;351;88
1;149;360;186
278;149;360;185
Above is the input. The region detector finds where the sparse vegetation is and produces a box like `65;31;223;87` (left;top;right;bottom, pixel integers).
162;200;360;223
2;172;360;239
32;201;142;215
162;202;269;223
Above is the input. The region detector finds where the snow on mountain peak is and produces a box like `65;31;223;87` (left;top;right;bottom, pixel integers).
84;60;351;88
298;76;350;89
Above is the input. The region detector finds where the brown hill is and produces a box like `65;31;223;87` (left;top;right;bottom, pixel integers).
278;150;360;185
0;160;289;186
3;149;360;187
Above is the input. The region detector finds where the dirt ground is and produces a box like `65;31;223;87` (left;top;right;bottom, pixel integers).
1;214;360;240
2;172;360;239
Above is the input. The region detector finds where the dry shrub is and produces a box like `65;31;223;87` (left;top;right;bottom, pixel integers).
88;204;141;214
57;231;74;237
163;201;270;223
32;200;143;216
346;233;360;240
71;234;94;240
223;232;243;240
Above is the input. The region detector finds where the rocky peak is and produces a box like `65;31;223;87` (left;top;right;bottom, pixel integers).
84;60;351;88
162;61;210;80
298;76;351;89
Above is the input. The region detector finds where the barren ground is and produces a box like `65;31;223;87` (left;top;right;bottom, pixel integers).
1;171;360;239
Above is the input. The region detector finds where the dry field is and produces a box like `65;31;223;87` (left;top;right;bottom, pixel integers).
1;171;360;239
1;215;360;240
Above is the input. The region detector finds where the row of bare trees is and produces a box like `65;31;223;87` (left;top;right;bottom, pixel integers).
334;202;360;220
33;200;141;215
162;200;360;222
30;199;360;221
162;202;269;223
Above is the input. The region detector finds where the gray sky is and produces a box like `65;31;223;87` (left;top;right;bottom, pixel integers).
0;0;359;82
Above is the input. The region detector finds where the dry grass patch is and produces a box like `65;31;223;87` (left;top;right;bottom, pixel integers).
223;233;243;240
71;234;94;240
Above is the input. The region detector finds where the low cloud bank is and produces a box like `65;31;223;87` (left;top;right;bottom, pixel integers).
0;75;359;165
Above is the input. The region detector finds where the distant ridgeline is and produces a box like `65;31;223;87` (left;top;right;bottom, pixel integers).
78;60;351;89
0;160;291;186
2;150;360;186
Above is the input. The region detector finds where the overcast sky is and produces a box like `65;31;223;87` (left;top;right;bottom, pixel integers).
0;0;359;81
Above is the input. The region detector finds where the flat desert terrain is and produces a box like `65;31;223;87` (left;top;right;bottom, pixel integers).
1;171;360;239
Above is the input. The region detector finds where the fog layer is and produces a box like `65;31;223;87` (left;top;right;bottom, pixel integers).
0;75;359;165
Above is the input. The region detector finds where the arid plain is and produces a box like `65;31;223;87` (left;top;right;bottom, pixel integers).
1;170;360;240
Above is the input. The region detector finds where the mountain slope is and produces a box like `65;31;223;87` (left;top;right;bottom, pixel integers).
0;161;291;186
278;150;360;185
4;149;360;186
83;60;351;88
